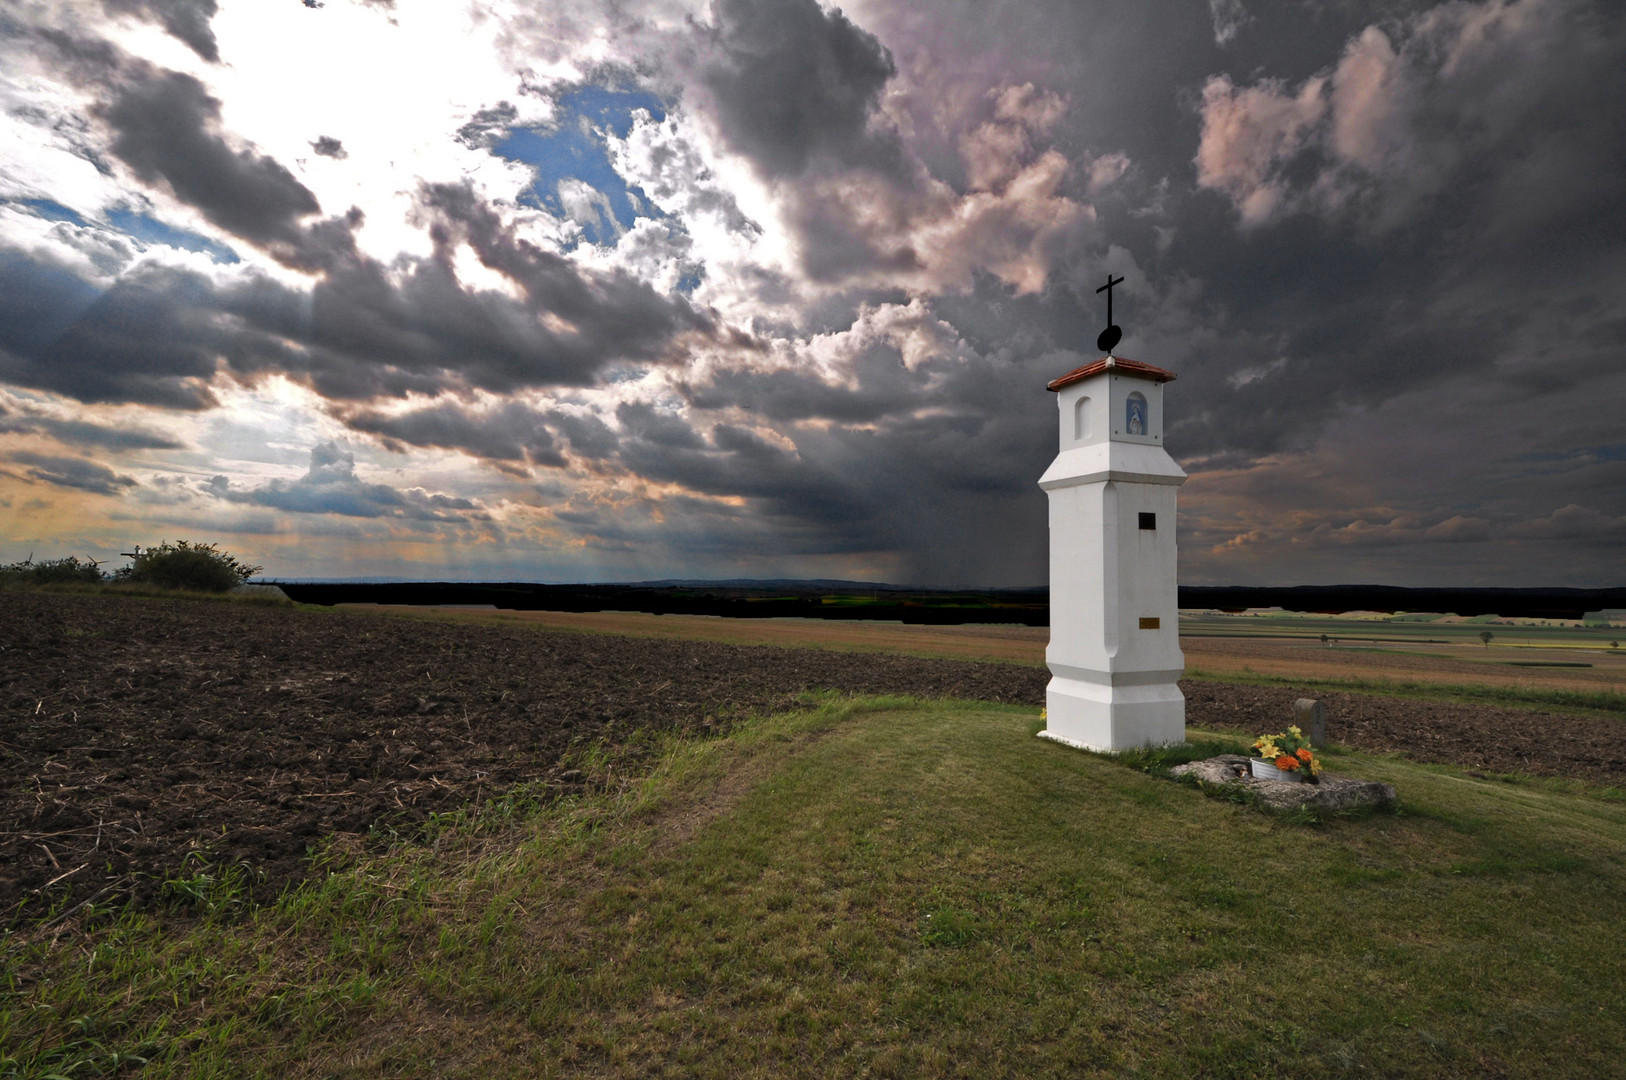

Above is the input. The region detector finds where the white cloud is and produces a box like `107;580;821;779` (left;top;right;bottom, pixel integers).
1194;73;1327;226
1327;26;1410;176
1208;0;1250;47
1226;357;1287;389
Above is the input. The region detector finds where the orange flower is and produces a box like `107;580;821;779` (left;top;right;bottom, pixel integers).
1296;748;1313;763
1274;755;1299;771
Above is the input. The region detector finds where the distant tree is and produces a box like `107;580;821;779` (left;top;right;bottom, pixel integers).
115;541;261;593
1320;633;1329;647
1480;630;1494;648
1613;641;1620;650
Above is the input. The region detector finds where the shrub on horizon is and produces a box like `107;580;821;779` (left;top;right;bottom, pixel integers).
0;555;107;587
115;541;262;593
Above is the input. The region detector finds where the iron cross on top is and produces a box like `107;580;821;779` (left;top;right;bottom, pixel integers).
1096;273;1124;355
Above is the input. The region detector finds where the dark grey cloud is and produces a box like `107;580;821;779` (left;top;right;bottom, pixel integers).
99;69;322;258
603;406;1051;583
339;400;568;470
310;136;347;159
101;0;219;62
0;255;227;408
687;0;939;284
8;451;138;495
332;181;716;390
333;398;640;473
205;441;487;521
454;101;519;151
23;30;357;271
687;366;902;423
1155;0;1626;470
545;409;620;460
699;0;901;181
615;401;706;449
0;410;184;451
0;179;719;410
597;332;1060;583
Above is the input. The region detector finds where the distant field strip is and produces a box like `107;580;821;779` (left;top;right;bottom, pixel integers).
1180;636;1626;701
1186;666;1626;716
339;605;1052;666
344;606;1626;708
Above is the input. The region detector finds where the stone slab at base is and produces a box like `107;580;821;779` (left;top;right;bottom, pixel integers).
1169;754;1396;813
231;584;292;602
1041;677;1184;752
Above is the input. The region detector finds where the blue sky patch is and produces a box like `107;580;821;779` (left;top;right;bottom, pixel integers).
106;208;240;264
491;87;666;247
9;199;239;263
16;198;89;227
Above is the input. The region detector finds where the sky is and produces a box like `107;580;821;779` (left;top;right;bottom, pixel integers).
0;0;1622;587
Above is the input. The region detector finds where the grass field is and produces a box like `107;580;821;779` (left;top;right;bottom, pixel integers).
5;695;1625;1077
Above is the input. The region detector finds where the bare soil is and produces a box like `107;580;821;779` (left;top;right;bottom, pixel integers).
3;593;1623;919
1182;635;1626;695
0;592;1044;918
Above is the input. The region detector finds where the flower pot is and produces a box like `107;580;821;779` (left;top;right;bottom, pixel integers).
1250;757;1306;782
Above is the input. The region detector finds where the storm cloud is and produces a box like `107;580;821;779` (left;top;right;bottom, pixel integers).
0;0;1621;587
698;0;902;181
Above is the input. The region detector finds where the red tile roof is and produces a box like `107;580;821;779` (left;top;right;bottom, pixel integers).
1046;356;1177;391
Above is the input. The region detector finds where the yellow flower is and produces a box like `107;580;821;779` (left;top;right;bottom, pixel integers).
1287;725;1302;737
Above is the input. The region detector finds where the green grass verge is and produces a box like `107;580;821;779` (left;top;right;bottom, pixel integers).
4;697;1624;1077
0;581;291;606
1185;665;1626;717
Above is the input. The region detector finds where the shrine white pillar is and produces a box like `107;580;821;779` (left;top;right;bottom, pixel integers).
1037;354;1187;752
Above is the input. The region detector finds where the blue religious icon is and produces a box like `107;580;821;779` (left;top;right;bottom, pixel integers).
1126;392;1147;436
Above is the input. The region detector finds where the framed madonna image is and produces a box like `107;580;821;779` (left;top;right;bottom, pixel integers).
1126;392;1147;436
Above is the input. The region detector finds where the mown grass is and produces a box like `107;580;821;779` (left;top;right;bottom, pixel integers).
1186;664;1626;717
4;697;1625;1078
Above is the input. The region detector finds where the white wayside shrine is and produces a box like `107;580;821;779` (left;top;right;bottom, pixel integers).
1037;353;1187;751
